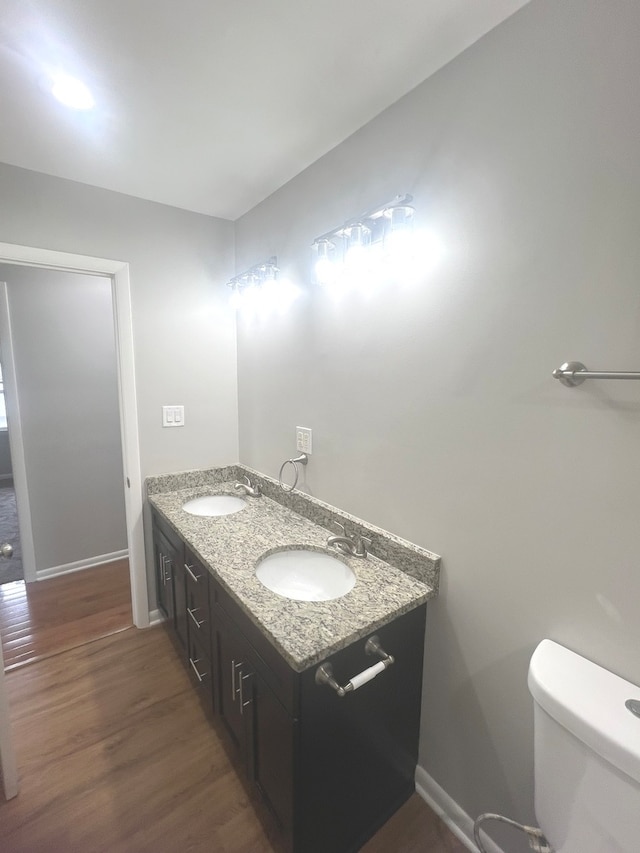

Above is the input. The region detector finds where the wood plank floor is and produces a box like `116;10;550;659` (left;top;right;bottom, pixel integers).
0;624;468;853
0;559;132;670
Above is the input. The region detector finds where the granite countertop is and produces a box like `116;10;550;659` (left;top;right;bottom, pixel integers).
148;468;439;673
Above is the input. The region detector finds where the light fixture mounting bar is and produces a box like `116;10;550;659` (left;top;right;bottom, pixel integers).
312;194;413;245
227;256;278;289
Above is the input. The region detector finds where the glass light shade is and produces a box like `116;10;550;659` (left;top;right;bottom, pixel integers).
342;223;372;291
312;238;337;286
383;204;414;234
261;263;278;284
345;222;371;250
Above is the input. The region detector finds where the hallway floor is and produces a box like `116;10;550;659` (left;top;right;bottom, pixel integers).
0;559;132;670
0;481;22;586
1;624;467;852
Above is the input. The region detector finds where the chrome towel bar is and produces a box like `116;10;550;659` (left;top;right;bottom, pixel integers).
552;361;640;387
315;635;394;697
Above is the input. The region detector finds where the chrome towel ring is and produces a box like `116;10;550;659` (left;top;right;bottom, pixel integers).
278;453;308;492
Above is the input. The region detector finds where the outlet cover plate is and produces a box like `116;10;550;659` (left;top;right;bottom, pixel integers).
296;426;312;454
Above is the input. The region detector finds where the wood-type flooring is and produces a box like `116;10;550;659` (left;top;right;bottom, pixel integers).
0;559;132;670
0;623;467;852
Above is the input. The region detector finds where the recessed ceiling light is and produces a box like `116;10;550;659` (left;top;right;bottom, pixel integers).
51;74;94;110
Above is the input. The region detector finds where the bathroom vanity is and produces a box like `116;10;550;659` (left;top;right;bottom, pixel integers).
147;465;440;853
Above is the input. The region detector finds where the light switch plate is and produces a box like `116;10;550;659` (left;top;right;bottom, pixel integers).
296;426;312;454
162;405;185;427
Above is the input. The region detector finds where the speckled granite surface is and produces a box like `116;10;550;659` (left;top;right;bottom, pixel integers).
147;467;440;673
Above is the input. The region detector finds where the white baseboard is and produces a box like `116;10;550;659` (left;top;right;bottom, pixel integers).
148;609;165;626
36;549;129;581
415;766;506;853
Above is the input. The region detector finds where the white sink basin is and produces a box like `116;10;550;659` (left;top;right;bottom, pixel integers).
256;549;356;601
182;495;246;517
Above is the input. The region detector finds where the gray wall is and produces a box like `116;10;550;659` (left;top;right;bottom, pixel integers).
0;265;126;570
0;167;238;597
234;0;640;846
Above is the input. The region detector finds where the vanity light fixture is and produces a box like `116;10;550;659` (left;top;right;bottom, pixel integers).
311;194;415;290
227;257;298;315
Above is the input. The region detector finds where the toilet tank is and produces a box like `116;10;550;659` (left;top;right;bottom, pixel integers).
528;640;640;853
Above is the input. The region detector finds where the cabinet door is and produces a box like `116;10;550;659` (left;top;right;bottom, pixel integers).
250;670;295;841
153;529;174;622
153;523;187;653
214;610;251;761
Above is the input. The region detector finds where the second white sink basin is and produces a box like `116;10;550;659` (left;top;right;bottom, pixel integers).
256;549;356;601
182;495;246;517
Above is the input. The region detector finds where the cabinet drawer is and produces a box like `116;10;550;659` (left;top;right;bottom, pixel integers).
185;578;211;645
184;548;211;648
184;549;210;606
214;584;298;717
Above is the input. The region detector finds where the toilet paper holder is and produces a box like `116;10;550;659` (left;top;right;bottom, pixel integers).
315;635;395;697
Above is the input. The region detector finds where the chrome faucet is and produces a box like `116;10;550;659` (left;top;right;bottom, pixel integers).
327;521;371;558
233;475;262;498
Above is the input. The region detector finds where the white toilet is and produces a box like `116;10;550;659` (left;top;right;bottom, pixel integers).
528;639;640;852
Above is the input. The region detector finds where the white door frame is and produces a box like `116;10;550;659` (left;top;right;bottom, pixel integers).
0;242;148;628
0;282;37;582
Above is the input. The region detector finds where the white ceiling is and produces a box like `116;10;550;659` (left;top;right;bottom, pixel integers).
0;0;530;220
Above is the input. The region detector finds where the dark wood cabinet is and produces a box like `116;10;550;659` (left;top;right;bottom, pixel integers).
150;507;426;853
212;588;295;843
250;667;295;840
294;603;426;853
153;525;176;623
213;604;253;758
152;512;187;652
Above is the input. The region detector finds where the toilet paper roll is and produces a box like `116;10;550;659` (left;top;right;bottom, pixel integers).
347;660;387;692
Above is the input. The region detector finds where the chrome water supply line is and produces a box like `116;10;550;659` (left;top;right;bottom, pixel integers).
473;813;552;853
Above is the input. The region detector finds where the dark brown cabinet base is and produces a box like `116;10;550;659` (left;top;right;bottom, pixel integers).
151;508;426;853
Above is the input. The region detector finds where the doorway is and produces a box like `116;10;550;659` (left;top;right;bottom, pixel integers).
0;264;134;666
0;242;147;800
0;243;147;625
0;267;127;582
0;357;20;586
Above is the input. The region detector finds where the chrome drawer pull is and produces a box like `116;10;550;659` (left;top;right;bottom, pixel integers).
189;657;206;683
185;563;201;583
187;607;205;629
163;556;172;583
231;660;243;701
239;671;253;715
315;636;394;697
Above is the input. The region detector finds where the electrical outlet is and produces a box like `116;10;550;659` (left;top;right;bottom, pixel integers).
162;405;185;427
296;426;312;455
